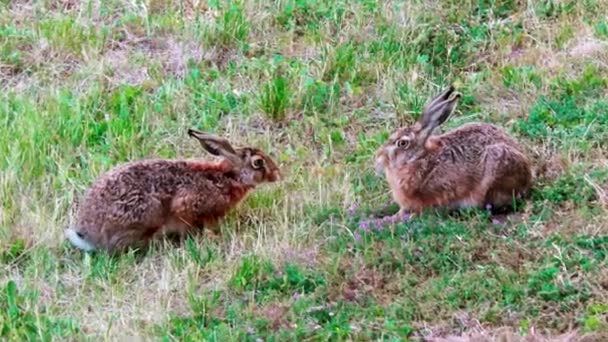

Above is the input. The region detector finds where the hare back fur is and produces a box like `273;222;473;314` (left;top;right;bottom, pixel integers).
73;158;255;251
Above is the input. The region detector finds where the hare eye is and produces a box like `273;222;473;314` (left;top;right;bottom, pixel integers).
396;139;409;148
252;157;265;169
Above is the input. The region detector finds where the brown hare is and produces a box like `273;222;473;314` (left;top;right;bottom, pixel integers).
375;85;532;217
65;129;281;253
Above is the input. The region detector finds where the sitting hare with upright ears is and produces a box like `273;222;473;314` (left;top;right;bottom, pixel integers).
375;85;532;217
66;129;281;253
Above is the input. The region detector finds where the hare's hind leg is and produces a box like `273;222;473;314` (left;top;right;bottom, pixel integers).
105;225;159;253
102;197;168;252
480;143;532;211
168;190;210;239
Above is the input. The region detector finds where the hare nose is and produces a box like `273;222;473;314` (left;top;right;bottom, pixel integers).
271;170;282;181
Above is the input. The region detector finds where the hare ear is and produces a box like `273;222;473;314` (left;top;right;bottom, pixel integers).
188;129;240;162
417;88;461;143
422;85;455;116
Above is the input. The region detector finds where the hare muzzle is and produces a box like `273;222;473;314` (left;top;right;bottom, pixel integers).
270;169;282;182
386;145;401;169
374;149;388;175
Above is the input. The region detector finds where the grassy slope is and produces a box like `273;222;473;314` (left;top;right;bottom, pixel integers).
1;0;608;340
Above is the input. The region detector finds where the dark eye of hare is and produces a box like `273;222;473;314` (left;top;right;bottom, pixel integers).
252;157;265;169
396;139;409;148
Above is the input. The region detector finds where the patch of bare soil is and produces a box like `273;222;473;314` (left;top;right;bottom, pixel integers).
102;35;208;86
422;327;602;342
255;303;290;330
328;258;399;304
569;38;608;59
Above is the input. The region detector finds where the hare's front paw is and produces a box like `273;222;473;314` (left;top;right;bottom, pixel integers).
400;207;423;218
165;232;187;246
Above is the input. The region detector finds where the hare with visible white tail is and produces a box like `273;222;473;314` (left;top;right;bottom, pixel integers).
66;129;281;253
375;85;532;216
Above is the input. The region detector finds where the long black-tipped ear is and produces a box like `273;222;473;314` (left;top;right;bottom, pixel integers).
188;129;238;157
428;92;461;127
417;90;461;143
421;85;455;122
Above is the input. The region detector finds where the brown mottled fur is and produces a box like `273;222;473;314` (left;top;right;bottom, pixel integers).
67;129;281;253
375;86;532;216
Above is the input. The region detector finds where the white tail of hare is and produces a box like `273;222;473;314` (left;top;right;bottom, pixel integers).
375;85;532;216
65;129;281;253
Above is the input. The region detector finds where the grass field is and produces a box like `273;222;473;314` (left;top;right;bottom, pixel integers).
1;0;608;340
